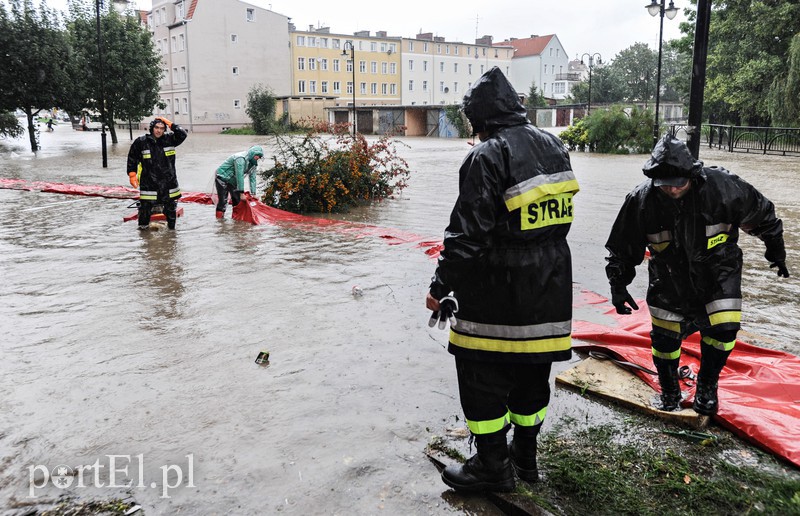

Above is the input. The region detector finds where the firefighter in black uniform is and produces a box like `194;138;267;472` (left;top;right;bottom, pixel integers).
605;134;789;415
426;67;579;492
126;116;188;230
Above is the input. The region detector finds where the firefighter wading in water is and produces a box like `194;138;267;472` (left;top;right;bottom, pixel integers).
426;67;579;492
605;134;789;415
126;116;188;230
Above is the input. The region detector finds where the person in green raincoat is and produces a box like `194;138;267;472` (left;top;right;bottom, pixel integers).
214;145;264;218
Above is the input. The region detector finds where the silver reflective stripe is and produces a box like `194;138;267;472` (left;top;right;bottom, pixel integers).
706;223;732;236
142;150;151;157
649;305;684;322
140;190;157;197
503;170;576;203
647;230;671;244
163;146;176;152
169;187;181;194
706;298;742;313
454;318;571;339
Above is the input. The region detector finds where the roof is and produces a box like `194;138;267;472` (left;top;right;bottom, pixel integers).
494;35;555;58
186;0;198;19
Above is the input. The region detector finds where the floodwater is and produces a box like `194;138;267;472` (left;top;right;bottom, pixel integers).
0;126;798;515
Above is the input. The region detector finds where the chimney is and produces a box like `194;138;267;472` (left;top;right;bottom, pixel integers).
416;32;433;41
354;30;370;37
530;34;539;39
475;35;493;46
376;30;387;37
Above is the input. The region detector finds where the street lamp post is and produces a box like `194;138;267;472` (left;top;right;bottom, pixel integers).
646;0;679;144
579;52;602;115
95;0;108;167
342;41;357;136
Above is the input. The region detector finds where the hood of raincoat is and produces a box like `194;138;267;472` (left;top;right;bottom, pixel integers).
462;66;528;135
642;133;703;183
246;145;264;167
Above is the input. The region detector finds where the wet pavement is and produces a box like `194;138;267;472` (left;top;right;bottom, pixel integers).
0;125;798;514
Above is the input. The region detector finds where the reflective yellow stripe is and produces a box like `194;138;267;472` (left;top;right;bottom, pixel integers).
707;233;729;249
652;317;681;334
467;411;510;435
650;242;669;253
165;150;176;156
169;189;182;199
708;311;741;326
505;178;580;212
520;192;574;230
652;347;681;360
450;331;571;353
702;336;736;352
510;406;547;427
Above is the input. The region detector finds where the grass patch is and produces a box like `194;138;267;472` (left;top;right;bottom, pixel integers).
220;126;256;135
40;498;136;515
528;424;800;515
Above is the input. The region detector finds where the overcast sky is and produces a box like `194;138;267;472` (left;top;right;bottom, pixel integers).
41;0;691;62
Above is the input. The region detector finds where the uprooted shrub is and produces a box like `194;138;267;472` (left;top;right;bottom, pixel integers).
560;105;654;154
260;120;410;213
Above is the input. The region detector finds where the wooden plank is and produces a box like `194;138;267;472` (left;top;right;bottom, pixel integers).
555;357;709;429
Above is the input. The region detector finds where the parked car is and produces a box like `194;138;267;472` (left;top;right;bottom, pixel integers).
80;115;103;131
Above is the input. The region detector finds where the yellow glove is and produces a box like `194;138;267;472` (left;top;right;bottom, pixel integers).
128;171;139;188
155;116;173;129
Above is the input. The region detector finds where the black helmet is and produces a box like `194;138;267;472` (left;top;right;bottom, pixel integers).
643;133;703;184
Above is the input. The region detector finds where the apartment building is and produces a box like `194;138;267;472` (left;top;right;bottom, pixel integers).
148;0;291;132
289;26;402;128
402;33;514;106
495;34;571;101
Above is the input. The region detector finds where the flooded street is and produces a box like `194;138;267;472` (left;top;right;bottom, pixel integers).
1;126;798;514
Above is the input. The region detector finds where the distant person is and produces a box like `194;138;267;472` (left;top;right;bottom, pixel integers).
605;133;789;415
426;67;579;492
126;116;188;230
214;145;264;218
46;118;54;131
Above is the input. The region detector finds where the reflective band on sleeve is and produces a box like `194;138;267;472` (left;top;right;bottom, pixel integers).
521;192;574;230
702;336;736;352
708;311;741;326
649;306;684;322
139;190;158;201
504;171;579;212
455;319;571;339
707;233;729;249
652;347;681;360
165;150;176;156
706;298;742;314
706;223;732;236
467;411;510;435
510;406;547;427
450;331;572;354
647;230;672;244
169;187;182;199
652;317;681;334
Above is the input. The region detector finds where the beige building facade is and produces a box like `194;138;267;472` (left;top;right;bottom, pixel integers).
148;0;291;133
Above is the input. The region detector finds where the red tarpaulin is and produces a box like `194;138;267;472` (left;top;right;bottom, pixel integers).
572;290;800;469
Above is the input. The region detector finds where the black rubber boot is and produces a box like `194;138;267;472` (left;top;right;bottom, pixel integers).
654;357;681;411
693;349;729;415
509;424;540;483
441;431;515;493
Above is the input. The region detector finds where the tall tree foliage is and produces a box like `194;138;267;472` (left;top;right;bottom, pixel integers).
0;0;72;151
676;0;800;126
610;43;658;103
525;83;547;108
768;33;800;127
65;0;162;144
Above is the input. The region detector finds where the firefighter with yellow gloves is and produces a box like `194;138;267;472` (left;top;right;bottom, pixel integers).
605;134;789;415
426;67;579;492
126;116;188;230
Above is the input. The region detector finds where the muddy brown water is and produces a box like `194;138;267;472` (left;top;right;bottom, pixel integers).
1;127;798;514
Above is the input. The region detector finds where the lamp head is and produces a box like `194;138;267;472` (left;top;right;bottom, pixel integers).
665;1;679;19
646;0;660;17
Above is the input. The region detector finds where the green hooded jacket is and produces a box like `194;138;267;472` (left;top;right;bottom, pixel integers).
215;145;264;194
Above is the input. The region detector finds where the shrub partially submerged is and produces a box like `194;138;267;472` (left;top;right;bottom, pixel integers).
260;120;410;213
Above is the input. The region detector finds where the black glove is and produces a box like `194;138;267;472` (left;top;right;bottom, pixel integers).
770;261;790;278
428;295;459;330
610;285;639;315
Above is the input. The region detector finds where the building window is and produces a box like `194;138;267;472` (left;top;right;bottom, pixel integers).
309;81;316;94
171;36;177;52
454;82;459;93
234;99;241;109
174;98;180;114
468;64;472;74
333;81;341;93
298;80;306;93
332;38;340;49
423;60;428;72
359;61;366;73
308;36;316;47
408;59;413;71
179;34;185;51
232;66;239;75
381;62;387;74
320;37;328;48
180;66;186;82
390;83;396;95
346;59;353;73
390;63;396;74
439;62;444;72
297;57;305;70
296;35;305;46
309;58;316;71
371;83;377;94
390;43;397;53
446;44;450;54
409;41;414;52
360;82;366;94
381;83;387;95
231;34;238;44
380;42;387;52
333;59;340;72
409;80;414;91
172;67;177;82
370;42;377;51
422;80;428;92
321;81;328;93
423;42;428;52
440;81;444;92
436;44;441;54
346;81;353;94
182;98;188;113
246;8;255;22
454;46;459;55
554;83;566;94
371;61;377;74
320;58;328;71
454;63;458;73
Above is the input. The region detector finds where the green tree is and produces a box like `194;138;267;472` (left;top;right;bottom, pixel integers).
676;0;800;126
246;84;280;134
609;42;658;103
65;0;163;144
0;0;72;151
768;33;800;127
525;82;547;108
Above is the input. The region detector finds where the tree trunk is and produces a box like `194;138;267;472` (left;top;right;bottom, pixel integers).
25;108;40;152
